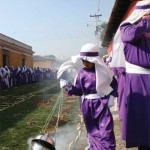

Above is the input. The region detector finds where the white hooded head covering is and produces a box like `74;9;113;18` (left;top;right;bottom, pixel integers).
110;0;150;68
57;43;114;97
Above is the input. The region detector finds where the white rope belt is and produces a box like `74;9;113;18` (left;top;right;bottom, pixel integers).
82;93;100;100
126;61;150;74
81;93;100;103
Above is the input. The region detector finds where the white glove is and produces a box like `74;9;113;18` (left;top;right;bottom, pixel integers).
60;79;72;91
108;95;115;108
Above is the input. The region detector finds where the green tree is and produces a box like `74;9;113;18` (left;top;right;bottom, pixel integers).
95;22;108;41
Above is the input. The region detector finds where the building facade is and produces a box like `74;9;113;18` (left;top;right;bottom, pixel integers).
33;55;62;69
102;0;139;51
0;33;34;67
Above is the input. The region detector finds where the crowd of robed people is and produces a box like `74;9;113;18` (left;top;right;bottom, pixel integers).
0;66;57;90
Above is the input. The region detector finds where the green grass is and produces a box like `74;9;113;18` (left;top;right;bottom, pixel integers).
0;79;80;150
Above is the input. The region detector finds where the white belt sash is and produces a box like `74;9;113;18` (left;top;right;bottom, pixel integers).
81;93;100;103
126;61;150;74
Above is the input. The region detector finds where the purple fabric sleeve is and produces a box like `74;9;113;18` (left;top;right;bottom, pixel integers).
120;19;150;42
67;74;83;96
67;85;83;96
145;18;150;32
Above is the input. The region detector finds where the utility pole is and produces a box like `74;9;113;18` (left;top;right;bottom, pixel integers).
90;0;102;46
90;14;101;18
90;14;102;45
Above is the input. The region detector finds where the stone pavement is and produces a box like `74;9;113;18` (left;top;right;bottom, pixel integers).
74;99;138;150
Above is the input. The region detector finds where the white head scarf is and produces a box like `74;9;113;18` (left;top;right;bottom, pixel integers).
57;43;114;97
110;0;150;68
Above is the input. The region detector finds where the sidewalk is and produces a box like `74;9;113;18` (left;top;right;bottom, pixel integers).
75;99;138;150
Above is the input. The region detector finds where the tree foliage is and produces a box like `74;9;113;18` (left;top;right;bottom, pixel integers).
95;22;108;41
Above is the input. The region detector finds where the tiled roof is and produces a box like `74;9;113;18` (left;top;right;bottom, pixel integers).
101;0;131;47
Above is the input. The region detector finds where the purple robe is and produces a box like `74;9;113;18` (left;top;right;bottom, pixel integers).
120;18;150;148
111;67;126;120
68;67;117;150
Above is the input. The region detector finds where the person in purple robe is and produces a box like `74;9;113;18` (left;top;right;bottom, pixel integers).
57;43;118;150
110;1;150;149
111;67;126;120
0;67;4;89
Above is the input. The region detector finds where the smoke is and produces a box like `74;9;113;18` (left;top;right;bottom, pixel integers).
58;69;77;83
27;136;34;150
55;124;78;150
27;124;82;150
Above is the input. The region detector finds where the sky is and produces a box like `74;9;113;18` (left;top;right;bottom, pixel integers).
0;0;115;59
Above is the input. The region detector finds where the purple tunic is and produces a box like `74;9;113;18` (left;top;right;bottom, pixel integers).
120;18;150;148
68;67;117;150
111;67;126;120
